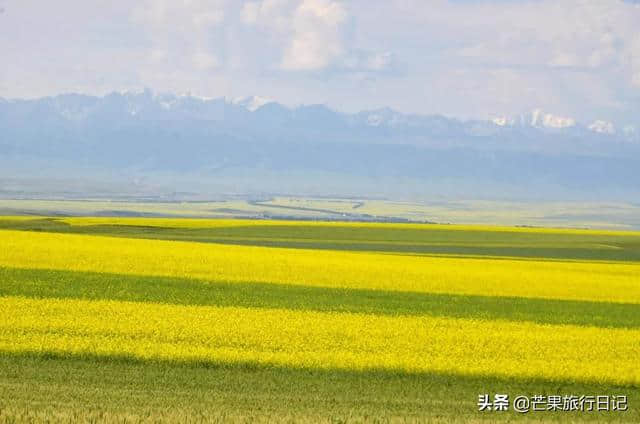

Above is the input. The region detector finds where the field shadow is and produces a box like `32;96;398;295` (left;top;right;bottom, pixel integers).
2;266;639;329
2;217;640;262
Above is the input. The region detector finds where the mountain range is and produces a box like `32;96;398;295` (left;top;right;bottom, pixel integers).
1;90;639;200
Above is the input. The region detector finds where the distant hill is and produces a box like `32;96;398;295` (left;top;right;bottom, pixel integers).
1;90;639;200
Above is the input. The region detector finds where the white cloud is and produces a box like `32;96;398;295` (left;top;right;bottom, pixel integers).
132;0;228;73
353;0;640;118
449;0;634;73
1;0;638;120
241;0;391;73
365;52;392;71
631;35;640;87
282;0;347;70
241;0;298;32
242;0;349;71
192;51;219;71
241;2;260;24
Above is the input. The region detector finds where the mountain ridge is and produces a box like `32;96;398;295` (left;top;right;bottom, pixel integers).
2;90;637;142
1;90;639;201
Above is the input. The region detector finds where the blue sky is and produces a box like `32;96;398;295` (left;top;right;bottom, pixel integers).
1;0;639;121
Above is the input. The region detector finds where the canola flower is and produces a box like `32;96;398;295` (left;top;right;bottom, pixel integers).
1;296;638;385
1;229;639;304
2;221;639;395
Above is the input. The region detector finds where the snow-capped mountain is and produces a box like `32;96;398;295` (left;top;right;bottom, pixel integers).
588;120;616;134
232;96;274;112
531;109;576;129
7;89;633;142
1;90;639;201
490;109;640;141
492;109;576;129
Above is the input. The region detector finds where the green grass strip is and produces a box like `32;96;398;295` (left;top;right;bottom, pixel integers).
2;218;640;262
2;267;639;329
0;352;637;422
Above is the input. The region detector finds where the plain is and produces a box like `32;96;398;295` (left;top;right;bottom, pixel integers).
1;216;639;422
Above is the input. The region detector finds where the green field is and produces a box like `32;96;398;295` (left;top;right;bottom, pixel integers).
1;216;639;422
3;216;640;261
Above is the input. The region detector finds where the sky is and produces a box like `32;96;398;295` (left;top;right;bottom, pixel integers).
1;0;639;121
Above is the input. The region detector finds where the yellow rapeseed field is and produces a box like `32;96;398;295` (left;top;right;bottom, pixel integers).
1;229;639;304
2;219;640;421
2;296;639;385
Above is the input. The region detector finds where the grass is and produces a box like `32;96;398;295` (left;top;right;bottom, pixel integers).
1;353;638;423
0;216;639;422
